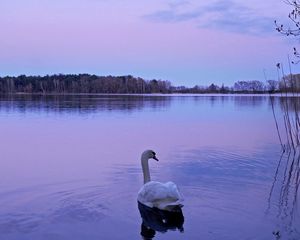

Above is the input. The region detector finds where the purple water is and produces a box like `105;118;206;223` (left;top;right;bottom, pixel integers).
0;94;299;239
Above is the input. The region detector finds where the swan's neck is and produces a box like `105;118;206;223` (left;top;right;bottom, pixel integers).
141;156;151;184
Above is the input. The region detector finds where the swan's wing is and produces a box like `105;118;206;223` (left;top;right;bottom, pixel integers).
165;181;184;201
138;182;170;204
137;181;184;210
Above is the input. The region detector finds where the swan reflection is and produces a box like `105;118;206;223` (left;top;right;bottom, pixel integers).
138;202;184;239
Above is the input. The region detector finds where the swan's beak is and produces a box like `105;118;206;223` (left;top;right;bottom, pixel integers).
153;156;159;161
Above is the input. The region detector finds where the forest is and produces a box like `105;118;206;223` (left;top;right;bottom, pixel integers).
0;73;299;94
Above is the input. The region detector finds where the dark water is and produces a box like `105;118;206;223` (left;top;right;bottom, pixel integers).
0;94;299;240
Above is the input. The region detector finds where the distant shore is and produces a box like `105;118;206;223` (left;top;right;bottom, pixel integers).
0;73;298;94
1;92;298;97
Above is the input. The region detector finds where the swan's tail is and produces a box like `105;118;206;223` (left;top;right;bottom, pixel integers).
165;204;183;212
156;198;184;212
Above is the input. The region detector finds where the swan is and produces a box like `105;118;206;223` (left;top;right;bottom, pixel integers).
137;150;184;211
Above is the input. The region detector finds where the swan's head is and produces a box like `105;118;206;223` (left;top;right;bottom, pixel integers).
142;150;159;161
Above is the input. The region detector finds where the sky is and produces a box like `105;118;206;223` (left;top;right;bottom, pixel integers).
0;0;298;86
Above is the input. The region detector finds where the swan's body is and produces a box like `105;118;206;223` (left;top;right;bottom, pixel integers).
137;150;183;211
138;181;183;210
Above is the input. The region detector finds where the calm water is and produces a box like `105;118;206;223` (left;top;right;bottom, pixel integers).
0;94;299;240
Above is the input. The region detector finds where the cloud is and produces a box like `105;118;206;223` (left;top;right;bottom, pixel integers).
168;0;190;9
143;0;277;35
200;0;275;35
201;14;274;35
144;9;203;23
143;0;204;23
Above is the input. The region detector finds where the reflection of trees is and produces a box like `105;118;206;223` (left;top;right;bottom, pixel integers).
138;202;184;240
191;95;266;108
0;94;172;114
233;96;265;108
269;96;300;115
269;96;300;151
0;94;272;115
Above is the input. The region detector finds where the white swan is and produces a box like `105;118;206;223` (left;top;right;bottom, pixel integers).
137;150;184;211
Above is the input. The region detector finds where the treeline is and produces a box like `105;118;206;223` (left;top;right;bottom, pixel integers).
0;74;172;94
0;73;300;94
175;74;300;93
173;81;276;94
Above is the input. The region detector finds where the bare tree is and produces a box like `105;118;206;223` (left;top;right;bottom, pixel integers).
275;0;300;62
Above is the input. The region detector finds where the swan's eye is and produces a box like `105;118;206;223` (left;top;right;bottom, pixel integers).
152;151;156;155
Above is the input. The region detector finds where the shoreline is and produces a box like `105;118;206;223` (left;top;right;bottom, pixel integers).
0;92;299;97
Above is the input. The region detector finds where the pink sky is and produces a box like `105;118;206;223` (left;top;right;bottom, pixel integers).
0;0;297;86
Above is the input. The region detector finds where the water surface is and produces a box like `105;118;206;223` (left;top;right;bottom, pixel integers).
0;94;299;239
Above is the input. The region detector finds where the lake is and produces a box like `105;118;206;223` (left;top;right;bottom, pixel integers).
0;94;299;240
